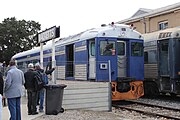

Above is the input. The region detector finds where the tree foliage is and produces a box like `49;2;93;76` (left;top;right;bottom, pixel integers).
0;17;41;64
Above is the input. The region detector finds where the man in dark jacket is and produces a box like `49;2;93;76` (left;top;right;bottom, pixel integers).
24;63;39;115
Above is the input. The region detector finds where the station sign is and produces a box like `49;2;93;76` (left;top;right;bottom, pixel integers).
38;26;60;43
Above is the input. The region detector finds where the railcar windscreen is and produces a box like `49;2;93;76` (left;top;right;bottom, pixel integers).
100;41;116;56
131;42;143;56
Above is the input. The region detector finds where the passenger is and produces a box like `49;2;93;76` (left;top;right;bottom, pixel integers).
0;71;3;120
34;63;48;113
103;43;113;56
24;63;39;115
4;59;25;120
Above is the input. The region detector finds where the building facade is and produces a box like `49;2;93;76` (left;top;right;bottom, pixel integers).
117;2;180;34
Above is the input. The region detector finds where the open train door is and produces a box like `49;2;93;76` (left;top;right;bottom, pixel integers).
117;41;127;78
65;44;74;78
89;40;96;79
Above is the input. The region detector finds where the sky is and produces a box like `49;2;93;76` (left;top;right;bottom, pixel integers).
0;0;180;38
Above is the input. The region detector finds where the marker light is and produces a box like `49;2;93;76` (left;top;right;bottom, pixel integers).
130;24;134;29
178;72;180;75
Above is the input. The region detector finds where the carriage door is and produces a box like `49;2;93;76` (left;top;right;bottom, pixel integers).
89;40;96;79
158;40;170;91
117;41;126;78
66;44;74;77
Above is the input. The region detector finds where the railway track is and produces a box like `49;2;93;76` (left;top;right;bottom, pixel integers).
112;100;180;120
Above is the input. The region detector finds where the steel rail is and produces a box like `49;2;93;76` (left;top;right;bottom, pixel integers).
126;100;180;111
112;101;180;120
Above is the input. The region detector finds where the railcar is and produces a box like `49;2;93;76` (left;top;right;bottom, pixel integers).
13;23;144;100
143;27;180;96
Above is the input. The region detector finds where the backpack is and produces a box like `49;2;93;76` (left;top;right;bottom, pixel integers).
37;70;48;85
34;73;45;91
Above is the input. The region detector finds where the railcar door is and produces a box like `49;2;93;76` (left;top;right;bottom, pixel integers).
96;38;117;81
158;40;170;91
89;40;96;79
158;40;169;76
128;40;144;80
117;41;126;78
66;44;74;78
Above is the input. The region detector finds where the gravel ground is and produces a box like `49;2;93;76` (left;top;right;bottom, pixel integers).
33;109;126;120
33;107;167;120
33;96;180;120
27;95;180;120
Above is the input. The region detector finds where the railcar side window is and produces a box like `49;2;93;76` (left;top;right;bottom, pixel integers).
144;52;148;63
145;50;157;64
161;42;168;51
148;50;157;63
100;41;116;56
131;42;143;56
91;42;95;56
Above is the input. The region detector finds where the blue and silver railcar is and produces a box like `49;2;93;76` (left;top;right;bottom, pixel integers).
13;23;144;100
143;27;180;96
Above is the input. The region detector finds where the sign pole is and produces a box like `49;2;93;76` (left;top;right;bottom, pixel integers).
40;43;43;69
52;38;56;84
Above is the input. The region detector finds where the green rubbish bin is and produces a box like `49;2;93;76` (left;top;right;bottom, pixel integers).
45;84;67;115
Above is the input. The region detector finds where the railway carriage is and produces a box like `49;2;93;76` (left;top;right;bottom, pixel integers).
143;27;180;96
13;23;144;100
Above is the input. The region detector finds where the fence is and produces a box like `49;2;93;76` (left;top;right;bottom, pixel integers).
14;60;112;111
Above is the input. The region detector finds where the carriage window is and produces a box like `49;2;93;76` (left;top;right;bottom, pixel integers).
161;42;168;51
131;42;143;56
100;41;115;56
90;42;95;56
145;50;157;64
144;52;148;64
117;42;125;56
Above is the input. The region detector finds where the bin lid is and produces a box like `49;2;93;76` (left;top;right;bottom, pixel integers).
44;84;67;89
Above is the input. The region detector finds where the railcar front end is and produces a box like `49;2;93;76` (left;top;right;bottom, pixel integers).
94;37;144;100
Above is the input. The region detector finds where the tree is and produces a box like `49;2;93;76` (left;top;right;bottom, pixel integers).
0;17;41;64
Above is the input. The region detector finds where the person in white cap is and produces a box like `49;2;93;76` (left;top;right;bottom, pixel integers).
24;63;39;115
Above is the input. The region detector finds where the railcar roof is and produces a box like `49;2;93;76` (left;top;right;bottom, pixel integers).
143;27;180;42
13;24;143;59
56;24;142;46
12;42;51;59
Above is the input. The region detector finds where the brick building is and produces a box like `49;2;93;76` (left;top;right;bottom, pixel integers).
117;2;180;34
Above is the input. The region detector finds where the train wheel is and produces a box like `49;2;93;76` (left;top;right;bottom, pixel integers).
144;82;159;98
60;108;65;113
170;93;176;98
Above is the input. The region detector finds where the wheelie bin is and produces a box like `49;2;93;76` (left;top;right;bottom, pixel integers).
45;84;67;115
